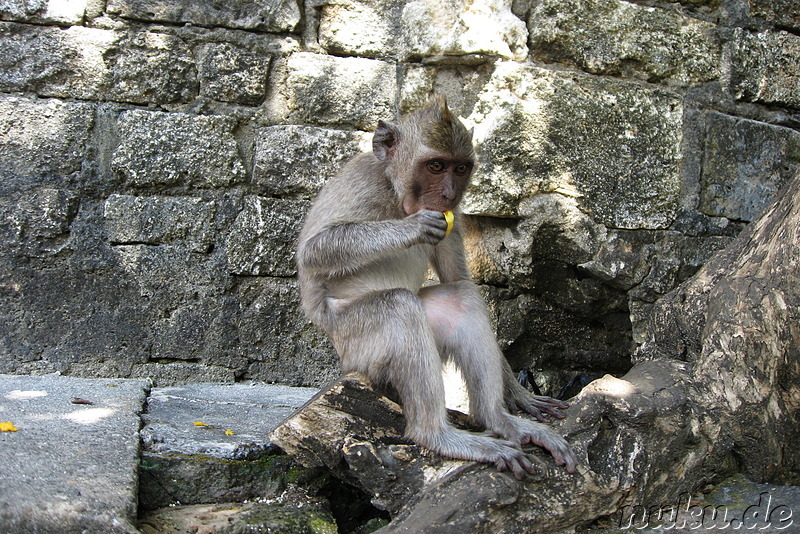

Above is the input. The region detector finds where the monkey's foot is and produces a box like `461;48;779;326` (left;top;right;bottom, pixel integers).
424;428;538;480
501;417;578;474
507;382;569;422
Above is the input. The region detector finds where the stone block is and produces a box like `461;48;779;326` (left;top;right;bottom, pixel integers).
0;374;149;533
0;96;93;194
104;194;216;252
198;42;271;105
318;0;402;58
465;63;683;229
528;0;720;85
225;196;309;277
748;0;800;32
254;125;371;197
728;28;800;109
236;277;338;387
0;23;197;105
284;52;396;129
699;112;800;222
139;382;317;509
112;110;244;188
107;0;301;33
402;0;528;61
1;188;79;256
0;0;90;24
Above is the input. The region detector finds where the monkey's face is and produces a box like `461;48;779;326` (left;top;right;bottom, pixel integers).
402;155;474;214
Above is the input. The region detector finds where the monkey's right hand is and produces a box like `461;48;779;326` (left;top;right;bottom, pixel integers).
404;209;448;246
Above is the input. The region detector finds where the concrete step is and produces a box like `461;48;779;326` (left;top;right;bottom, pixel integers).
0;374;150;534
138;382;318;509
0;375;319;533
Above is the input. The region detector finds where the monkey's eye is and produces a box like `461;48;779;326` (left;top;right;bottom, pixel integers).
454;163;471;176
427;160;446;173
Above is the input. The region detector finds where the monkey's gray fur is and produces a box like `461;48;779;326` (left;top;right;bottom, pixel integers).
297;96;577;479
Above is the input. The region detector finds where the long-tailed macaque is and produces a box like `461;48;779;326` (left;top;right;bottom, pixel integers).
296;96;577;478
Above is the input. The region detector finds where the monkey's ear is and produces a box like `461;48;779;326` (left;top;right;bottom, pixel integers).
373;120;400;161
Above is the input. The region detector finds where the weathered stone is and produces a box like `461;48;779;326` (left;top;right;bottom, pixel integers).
0;23;197;105
748;0;800;32
236;277;339;387
465;63;683;229
139;500;338;534
0;0;90;24
112;110;244;188
254;125;371;197
0;188;79;256
0;96;93;195
284;52;396;129
139;382;317;509
226;196;309;277
402;0;528;61
104;195;216;252
317;0;403;59
728;28;800;109
0;263;152;373
528;0;720;85
198;42;271;105
700;112;800;222
107;0;301;32
0;374;149;534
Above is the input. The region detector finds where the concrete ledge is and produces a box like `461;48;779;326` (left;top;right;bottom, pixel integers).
0;374;150;534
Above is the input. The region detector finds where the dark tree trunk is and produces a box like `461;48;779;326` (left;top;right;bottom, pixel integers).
270;172;800;533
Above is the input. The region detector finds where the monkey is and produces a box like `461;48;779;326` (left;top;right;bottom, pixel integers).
296;96;577;479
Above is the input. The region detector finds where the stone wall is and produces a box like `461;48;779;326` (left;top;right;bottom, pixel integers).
1;0;798;389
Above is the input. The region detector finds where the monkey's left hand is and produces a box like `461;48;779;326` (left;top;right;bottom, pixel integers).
505;380;569;423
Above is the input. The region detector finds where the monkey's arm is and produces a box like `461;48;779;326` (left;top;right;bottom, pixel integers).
430;223;470;283
298;210;447;277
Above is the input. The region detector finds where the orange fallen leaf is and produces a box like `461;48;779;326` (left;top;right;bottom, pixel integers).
0;422;18;432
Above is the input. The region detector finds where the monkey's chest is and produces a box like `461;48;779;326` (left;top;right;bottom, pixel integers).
330;246;431;298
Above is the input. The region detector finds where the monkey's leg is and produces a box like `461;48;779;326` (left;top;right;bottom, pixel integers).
330;288;539;479
420;281;578;473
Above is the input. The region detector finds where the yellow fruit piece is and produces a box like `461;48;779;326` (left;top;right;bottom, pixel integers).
0;422;18;432
443;210;454;237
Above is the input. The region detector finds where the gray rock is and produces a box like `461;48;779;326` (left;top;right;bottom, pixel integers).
699;111;800;222
0;96;93;195
401;0;529;61
236;277;339;387
747;0;800;33
0;0;90;25
1;188;79;257
283;52;396;129
0;23;197;105
107;0;302;33
112;110;245;188
198;42;271;105
317;0;403;59
139;500;338;534
464;63;683;229
728;28;800;109
104;195;216;252
0;374;149;534
254;125;370;198
225;196;309;277
138;382;318;509
528;0;720;85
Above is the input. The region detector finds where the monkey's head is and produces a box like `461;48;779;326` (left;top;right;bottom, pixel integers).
373;95;475;215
